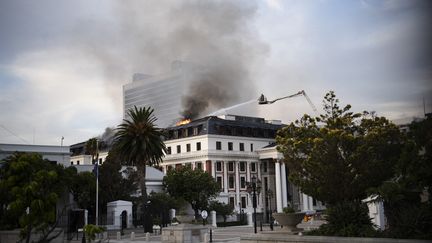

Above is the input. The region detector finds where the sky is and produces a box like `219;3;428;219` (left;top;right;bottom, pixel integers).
0;0;431;145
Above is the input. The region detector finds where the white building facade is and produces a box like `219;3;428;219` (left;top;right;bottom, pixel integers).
161;115;325;222
0;143;71;167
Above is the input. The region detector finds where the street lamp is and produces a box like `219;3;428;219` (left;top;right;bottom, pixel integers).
247;176;261;234
266;189;274;222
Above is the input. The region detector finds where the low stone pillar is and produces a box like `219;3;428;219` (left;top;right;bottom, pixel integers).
161;224;208;243
145;232;150;242
116;232;121;240
130;232;135;240
247;212;253;226
211;211;217;227
203;232;209;243
170;208;176;220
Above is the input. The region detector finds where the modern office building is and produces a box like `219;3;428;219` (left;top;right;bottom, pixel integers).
161;114;325;222
123;62;195;128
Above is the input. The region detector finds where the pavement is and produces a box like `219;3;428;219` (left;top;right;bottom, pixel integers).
68;220;326;243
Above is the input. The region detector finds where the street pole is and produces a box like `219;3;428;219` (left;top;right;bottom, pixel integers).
95;140;99;226
253;183;257;234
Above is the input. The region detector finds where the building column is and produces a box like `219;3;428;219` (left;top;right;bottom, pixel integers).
212;161;216;178
281;163;288;208
223;161;228;193
235;161;240;212
302;193;311;211
246;161;251;182
275;160;283;213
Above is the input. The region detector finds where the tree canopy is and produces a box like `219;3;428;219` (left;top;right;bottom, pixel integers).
0;153;73;243
276;91;404;236
163;166;220;219
375;115;432;239
113;106;166;200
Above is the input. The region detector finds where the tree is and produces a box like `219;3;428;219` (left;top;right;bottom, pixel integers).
113;106;166;230
0;153;72;243
208;200;233;223
86;138;99;164
376;115;432;239
113;106;166;199
276;91;403;236
98;148;139;215
148;192;183;226
164;166;220;219
70;171;96;217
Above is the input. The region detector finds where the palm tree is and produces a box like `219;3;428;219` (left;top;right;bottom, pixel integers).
86;138;99;164
113;106;166;202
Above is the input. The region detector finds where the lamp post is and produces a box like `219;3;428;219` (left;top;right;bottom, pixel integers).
247;176;261;234
266;189;273;222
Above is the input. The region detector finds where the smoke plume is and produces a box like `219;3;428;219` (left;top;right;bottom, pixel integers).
76;0;266;119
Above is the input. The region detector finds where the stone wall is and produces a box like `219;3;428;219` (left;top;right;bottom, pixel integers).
241;234;432;243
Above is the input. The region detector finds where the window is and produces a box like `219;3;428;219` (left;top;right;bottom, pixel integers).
186;143;191;152
167;146;172;155
239;143;244;151
196;142;201;151
77;160;80;165
263;161;268;173
229;175;235;189
241;196;247;208
229;197;235;208
196;162;202;170
193;127;199;136
216;176;223;190
228;142;233;151
216;141;222;150
228;162;234;172
216;161;222;172
177;145;181;153
173;131;178;139
239;162;246;172
313;198;317;206
264;177;268;191
99;158;102;165
240;176;246;189
167;165;173;171
250;143;254;152
70;161;73;165
251;162;256;172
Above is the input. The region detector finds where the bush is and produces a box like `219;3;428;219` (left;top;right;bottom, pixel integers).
282;207;295;214
306;201;378;237
216;220;247;227
83;224;105;242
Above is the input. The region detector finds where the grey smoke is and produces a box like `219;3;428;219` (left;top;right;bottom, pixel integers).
75;0;266;120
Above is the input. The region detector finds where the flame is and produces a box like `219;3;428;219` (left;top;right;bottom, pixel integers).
176;119;191;126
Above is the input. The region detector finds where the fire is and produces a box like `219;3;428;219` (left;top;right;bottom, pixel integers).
176;119;191;126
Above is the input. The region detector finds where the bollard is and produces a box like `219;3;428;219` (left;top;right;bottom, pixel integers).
203;233;209;243
130;232;135;240
145;232;150;242
116;232;121;240
260;221;263;231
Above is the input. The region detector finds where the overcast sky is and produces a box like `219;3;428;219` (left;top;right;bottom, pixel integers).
0;0;431;145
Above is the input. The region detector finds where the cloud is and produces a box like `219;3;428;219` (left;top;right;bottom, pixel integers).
0;48;121;145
